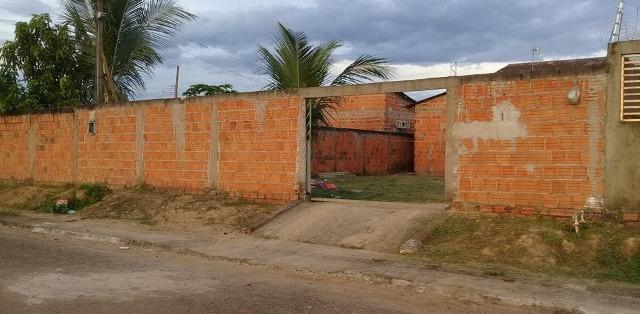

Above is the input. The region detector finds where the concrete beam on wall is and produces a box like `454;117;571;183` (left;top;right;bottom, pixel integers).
297;77;458;98
28;115;36;181
208;101;220;190
135;106;145;185
444;88;458;202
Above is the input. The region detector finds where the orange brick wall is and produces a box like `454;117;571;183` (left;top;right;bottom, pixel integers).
33;113;74;183
217;96;302;202
452;75;606;217
414;94;446;176
76;106;138;186
312;128;414;175
142;102;211;191
331;93;415;132
0;115;30;180
0;94;303;204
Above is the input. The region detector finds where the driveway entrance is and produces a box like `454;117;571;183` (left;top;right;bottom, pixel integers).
255;198;445;252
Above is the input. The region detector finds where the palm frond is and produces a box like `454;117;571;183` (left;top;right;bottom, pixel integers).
330;55;394;86
60;0;195;100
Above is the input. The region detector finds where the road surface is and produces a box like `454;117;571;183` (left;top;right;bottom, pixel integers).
0;227;551;314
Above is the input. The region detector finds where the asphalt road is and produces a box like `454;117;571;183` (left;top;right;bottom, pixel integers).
0;227;550;314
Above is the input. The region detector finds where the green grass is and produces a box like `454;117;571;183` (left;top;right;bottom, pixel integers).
416;213;640;284
311;174;444;203
42;184;111;214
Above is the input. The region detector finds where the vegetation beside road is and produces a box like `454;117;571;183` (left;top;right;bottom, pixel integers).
415;213;640;284
311;174;444;203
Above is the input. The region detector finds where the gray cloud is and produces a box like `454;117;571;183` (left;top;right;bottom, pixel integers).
0;0;621;98
0;0;54;16
180;0;614;66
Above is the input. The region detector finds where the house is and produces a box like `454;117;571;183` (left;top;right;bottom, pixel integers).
312;93;417;175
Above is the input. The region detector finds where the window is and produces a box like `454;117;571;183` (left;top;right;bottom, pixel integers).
622;54;640;121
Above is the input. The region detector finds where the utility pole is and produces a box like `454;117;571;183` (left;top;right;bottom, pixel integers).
95;0;104;104
174;65;180;98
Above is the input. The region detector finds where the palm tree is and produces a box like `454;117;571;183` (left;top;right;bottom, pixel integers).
258;22;393;132
61;0;195;101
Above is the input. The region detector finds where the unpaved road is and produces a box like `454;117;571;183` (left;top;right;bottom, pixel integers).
0;227;551;314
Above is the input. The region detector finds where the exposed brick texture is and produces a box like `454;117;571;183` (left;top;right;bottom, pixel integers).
0;94;302;204
217;96;302;202
331;93;415;132
451;74;607;217
0;116;30;180
76;106;137;186
414;94;446;176
312;127;413;175
33;113;74;183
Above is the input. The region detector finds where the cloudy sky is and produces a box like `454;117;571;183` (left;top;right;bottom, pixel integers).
0;0;630;100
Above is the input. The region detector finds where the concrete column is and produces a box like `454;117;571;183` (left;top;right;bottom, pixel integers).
207;101;220;189
135;106;145;185
296;100;307;198
444;84;460;202
28;115;36;182
71;110;78;184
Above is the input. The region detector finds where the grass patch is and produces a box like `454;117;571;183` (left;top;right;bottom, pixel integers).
0;182;110;215
312;174;444;203
416;213;640;284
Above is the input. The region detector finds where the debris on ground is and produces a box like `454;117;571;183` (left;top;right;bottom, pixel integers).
311;178;337;190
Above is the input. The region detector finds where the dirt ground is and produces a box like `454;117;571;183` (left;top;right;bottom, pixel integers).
0;182;73;212
81;187;276;232
0;182;277;233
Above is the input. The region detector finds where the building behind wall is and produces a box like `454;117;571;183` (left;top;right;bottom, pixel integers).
311;92;416;175
412;92;446;177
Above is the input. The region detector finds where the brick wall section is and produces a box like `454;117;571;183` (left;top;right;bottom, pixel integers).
331;93;415;132
0;115;30;180
452;74;607;217
312;128;413;175
76;107;137;186
142;102;211;191
0;94;303;204
414;94;446;176
217;96;302;202
384;93;416;132
33;113;74;183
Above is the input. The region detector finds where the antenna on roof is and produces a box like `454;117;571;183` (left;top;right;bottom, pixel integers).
610;0;625;43
450;61;458;76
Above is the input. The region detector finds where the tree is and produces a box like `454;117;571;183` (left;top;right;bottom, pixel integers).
258;22;393;131
0;14;89;113
61;0;196;101
182;83;236;97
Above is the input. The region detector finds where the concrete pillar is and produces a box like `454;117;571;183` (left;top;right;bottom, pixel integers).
28;114;36;182
135;106;145;185
71;110;78;184
444;84;460;202
296;100;307;199
207;101;219;189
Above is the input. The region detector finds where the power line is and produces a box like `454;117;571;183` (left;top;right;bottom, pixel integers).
168;42;261;83
177;34;258;68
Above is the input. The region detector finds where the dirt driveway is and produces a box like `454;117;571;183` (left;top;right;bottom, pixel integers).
256;198;445;252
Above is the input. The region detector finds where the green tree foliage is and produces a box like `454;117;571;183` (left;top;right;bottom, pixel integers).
182;83;236;97
62;0;196;101
258;22;393;131
0;14;89;113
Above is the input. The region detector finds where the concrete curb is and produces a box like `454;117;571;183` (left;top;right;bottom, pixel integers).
2;216;640;313
243;199;304;234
